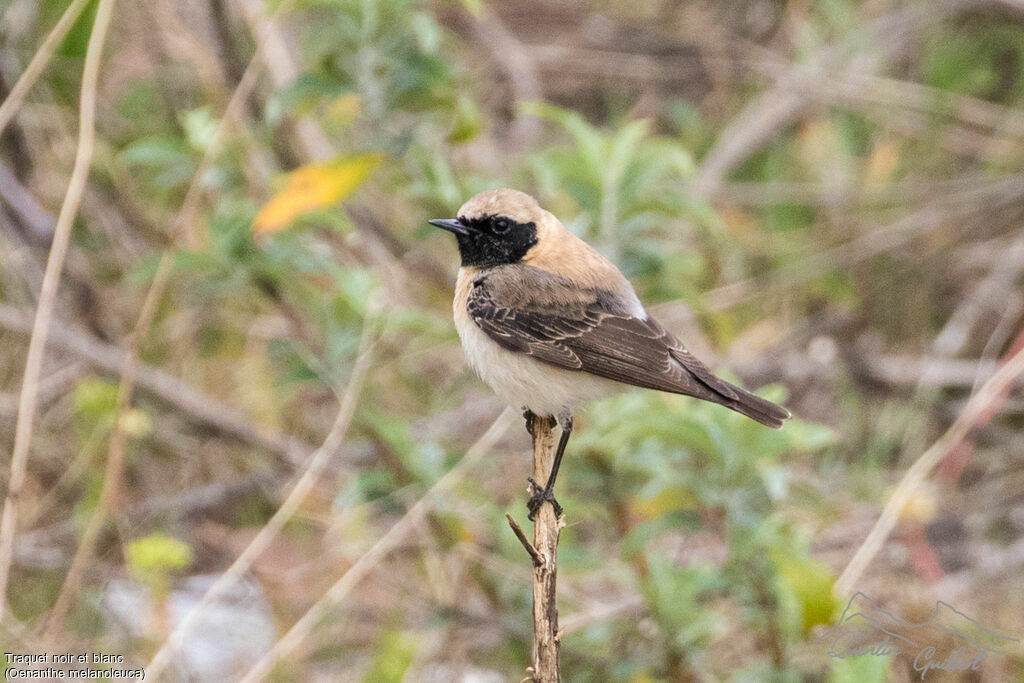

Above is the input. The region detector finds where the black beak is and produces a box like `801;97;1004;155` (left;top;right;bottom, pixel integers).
429;218;470;236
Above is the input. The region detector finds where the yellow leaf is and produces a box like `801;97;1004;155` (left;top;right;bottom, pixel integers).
327;93;362;126
118;409;152;438
895;482;938;523
865;140;899;185
253;154;381;234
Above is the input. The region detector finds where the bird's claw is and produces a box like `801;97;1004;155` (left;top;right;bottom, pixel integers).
526;477;563;521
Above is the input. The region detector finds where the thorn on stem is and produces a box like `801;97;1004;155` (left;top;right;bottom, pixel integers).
506;513;543;567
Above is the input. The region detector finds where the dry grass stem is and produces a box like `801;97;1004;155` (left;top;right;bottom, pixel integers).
836;342;1024;595
143;303;382;680
0;0;117;622
235;406;517;682
0;0;93;137
40;0;297;633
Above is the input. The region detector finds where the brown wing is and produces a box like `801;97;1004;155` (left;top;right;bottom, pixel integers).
467;268;791;428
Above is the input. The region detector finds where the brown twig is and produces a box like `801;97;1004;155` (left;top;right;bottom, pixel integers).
0;0;116;623
0;361;83;419
526;413;562;682
0;160;56;241
233;407;517;683
472;9;542;148
506;513;542;567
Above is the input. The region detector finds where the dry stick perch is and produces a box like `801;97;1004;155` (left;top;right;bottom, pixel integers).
508;414;564;682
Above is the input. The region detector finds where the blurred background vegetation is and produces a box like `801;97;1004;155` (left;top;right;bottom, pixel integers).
1;0;1023;680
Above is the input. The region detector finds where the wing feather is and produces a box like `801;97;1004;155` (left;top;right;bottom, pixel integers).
466;267;791;427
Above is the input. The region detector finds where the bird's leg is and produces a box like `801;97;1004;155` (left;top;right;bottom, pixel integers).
527;409;572;521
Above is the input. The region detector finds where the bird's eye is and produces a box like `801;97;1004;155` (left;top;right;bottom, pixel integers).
493;218;510;234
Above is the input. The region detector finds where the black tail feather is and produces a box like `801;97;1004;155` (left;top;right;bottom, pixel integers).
719;383;791;428
684;373;791;428
665;347;790;428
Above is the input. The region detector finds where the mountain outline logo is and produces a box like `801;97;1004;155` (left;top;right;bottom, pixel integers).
815;592;1019;678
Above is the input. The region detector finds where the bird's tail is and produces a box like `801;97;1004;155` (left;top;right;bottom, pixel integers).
667;348;791;428
714;381;791;429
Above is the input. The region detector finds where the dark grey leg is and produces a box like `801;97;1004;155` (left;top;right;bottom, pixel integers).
527;409;573;520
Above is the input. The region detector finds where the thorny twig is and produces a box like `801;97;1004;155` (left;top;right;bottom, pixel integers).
507;513;542;567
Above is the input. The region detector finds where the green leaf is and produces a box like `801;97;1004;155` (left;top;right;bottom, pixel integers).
642;552;724;649
121;136;191;167
126;533;194;597
56;0;99;58
363;630;417;683
771;547;837;635
181;107;219;151
74;377;118;421
827;652;892;683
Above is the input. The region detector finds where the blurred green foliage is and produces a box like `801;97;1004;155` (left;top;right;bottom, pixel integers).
126;533;194;599
4;0;1024;680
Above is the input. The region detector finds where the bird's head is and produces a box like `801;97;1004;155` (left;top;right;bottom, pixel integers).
430;189;546;268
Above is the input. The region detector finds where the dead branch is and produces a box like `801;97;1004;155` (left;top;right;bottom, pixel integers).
0;160;56;242
472;9;542;148
526;413;562;682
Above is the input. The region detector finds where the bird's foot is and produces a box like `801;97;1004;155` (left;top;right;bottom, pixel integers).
526;477;563;521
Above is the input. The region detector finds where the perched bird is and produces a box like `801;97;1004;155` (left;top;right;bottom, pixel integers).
430;189;790;519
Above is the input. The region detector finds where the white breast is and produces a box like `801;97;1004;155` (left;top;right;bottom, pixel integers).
454;297;621;418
